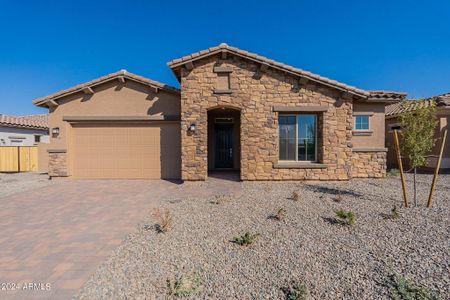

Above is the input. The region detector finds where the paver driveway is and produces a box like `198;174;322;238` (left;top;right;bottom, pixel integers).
0;176;241;300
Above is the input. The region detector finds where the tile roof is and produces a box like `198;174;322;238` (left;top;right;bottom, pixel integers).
0;114;48;130
385;93;450;117
168;43;407;102
33;70;180;107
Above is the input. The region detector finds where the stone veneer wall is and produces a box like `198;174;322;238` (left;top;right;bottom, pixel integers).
48;151;68;177
351;151;387;178
180;55;362;181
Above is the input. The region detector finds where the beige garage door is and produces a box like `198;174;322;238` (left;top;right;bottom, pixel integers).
72;123;180;179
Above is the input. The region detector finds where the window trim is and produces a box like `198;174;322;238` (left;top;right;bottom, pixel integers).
354;115;370;131
278;114;318;163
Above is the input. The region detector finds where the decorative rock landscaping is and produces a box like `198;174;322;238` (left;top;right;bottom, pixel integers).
76;174;449;299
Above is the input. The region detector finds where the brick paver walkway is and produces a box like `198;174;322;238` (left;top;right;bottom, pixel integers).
0;174;241;300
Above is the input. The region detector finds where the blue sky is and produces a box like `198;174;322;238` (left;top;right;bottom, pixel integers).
0;0;449;115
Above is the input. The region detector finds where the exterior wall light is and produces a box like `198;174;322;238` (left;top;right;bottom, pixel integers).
52;127;60;136
188;123;196;133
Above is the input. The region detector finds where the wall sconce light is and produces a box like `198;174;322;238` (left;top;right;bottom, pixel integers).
52;127;60;136
188;123;196;133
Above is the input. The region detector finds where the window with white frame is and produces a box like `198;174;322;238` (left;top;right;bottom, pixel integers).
279;114;317;162
354;115;370;130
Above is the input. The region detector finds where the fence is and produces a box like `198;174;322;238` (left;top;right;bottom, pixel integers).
0;146;38;172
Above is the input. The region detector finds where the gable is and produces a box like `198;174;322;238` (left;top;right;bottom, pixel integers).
33;70;180;108
168;43;406;103
46;77;181;118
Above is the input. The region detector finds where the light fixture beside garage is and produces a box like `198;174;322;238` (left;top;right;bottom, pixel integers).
51;127;60;137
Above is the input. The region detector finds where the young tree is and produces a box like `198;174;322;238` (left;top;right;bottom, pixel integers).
400;102;438;206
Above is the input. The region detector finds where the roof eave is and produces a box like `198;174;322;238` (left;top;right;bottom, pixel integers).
168;45;410;101
32;71;180;108
0;123;49;130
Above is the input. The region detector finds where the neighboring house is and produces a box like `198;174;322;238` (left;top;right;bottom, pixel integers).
0;114;49;146
33;43;406;180
386;93;450;170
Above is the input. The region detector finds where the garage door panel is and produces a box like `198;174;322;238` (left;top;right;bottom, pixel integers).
72;123;180;179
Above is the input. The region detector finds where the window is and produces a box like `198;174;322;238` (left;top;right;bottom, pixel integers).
279;115;317;162
34;135;41;143
354;115;370;130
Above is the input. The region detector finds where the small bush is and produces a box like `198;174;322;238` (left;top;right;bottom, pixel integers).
292;191;300;201
387;168;400;177
210;194;229;205
334;190;343;202
269;208;286;221
282;281;310;300
166;274;202;297
391;206;400;220
153;208;173;233
387;273;440;300
233;232;259;246
335;209;355;225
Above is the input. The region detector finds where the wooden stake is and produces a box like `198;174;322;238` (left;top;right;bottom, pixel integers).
394;130;408;207
427;129;447;208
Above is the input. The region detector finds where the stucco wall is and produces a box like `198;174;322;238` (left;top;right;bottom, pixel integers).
47;79;181;177
352;102;386;149
0;126;49;146
386;111;450;170
37;142;50;173
179;55;386;181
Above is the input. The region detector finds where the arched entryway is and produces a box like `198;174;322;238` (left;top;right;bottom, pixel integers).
207;107;241;179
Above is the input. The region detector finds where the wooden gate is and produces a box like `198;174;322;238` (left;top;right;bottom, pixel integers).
0;147;38;172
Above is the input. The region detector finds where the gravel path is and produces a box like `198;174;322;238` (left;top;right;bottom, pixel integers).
0;172;52;198
76;174;450;299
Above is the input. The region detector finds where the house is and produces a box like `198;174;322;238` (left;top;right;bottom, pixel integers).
385;93;450;170
0;114;49;146
33;43;406;180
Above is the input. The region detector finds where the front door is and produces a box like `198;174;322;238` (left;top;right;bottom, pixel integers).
215;124;233;168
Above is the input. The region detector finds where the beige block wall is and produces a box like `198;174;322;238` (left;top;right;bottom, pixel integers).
352;102;386;149
37;142;50;173
179;55;386;181
47;79;181;177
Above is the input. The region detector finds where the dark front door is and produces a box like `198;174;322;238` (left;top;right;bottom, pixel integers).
215;124;233;168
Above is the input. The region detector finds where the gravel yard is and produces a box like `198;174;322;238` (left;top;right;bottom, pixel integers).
0;172;52;198
76;174;449;299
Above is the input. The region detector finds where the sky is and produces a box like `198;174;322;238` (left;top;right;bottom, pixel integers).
0;0;449;116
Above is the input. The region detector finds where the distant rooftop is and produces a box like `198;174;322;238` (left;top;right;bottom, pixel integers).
0;114;49;130
385;93;450;117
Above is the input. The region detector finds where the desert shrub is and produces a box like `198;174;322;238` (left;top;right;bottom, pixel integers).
387;169;400;177
166;274;202;297
211;194;229;205
292;191;300;201
153;208;173;233
335;209;355;225
282;281;310;300
391;206;400;220
233;232;259;246
334;190;343;202
387;273;440;300
269;208;286;221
